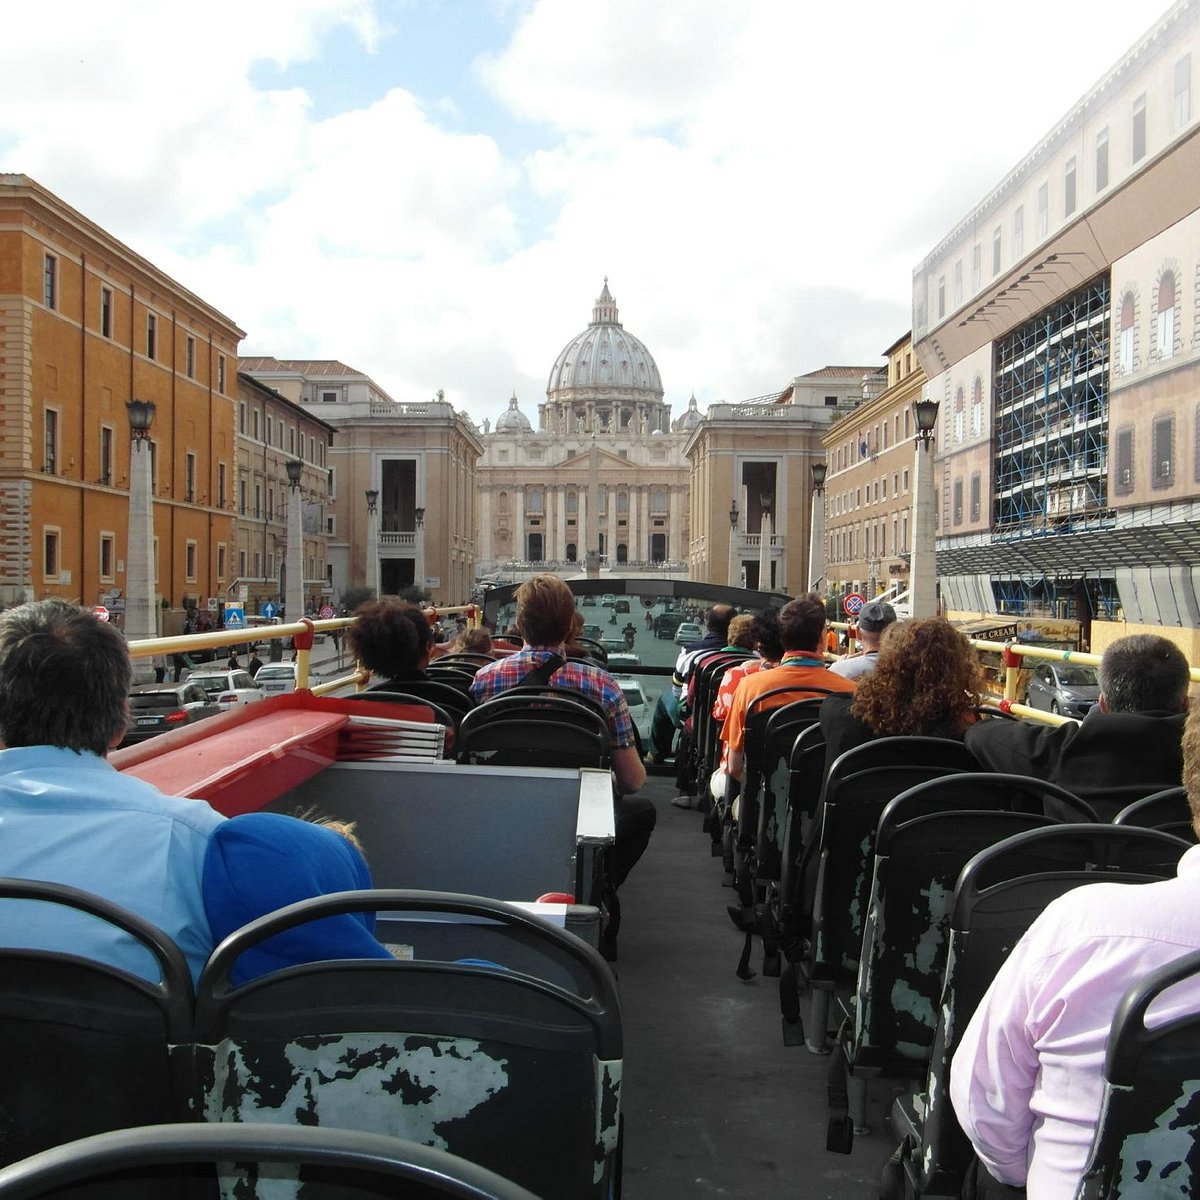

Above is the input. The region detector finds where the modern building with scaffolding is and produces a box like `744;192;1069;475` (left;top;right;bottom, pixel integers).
911;0;1200;645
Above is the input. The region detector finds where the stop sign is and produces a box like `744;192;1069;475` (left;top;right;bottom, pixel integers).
93;605;109;621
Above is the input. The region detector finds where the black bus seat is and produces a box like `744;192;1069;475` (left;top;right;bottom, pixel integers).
0;878;196;1199
1077;945;1200;1198
0;1123;541;1199
194;889;623;1200
1113;786;1195;842
890;825;1190;1199
804;737;980;1055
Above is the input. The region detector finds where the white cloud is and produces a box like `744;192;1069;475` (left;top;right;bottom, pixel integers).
0;0;1181;432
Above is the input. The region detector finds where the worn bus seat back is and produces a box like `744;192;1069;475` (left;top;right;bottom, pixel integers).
892;825;1190;1199
1113;786;1196;843
0;879;197;1200
1078;945;1200;1198
195;890;623;1200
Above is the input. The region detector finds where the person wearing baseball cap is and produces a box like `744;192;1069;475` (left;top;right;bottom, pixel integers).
830;598;896;680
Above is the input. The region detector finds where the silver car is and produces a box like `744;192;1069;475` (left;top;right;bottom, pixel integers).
1024;662;1099;717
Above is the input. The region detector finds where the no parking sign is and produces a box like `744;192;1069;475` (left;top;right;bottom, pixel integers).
843;592;866;618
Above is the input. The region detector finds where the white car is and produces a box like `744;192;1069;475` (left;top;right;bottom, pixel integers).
254;662;299;695
615;676;653;748
185;668;264;707
674;621;703;646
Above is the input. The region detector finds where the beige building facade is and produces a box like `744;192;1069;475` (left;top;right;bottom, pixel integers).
822;335;928;601
912;1;1200;641
234;373;335;615
239;358;483;607
685;367;882;594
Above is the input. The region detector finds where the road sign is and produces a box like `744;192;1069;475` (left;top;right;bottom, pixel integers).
92;605;109;621
261;601;277;620
223;603;245;630
319;604;335;619
843;592;866;617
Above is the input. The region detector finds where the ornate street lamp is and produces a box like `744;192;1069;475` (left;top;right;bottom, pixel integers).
365;489;380;597
285;459;304;620
810;460;827;494
910;398;941;618
124;399;157;651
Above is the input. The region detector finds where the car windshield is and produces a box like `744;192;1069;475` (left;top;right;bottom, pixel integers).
257;666;292;680
1056;666;1098;687
189;676;228;697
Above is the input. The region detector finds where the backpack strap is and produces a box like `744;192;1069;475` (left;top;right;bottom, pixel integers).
519;653;566;687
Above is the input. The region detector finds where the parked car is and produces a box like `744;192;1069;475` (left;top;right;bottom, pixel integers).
185;668;264;707
600;593;616;608
674;620;703;647
581;623;603;641
1023;662;1099;717
578;595;597;607
601;636;628;653
254;662;299;695
613;599;631;614
654;611;685;639
122;683;221;746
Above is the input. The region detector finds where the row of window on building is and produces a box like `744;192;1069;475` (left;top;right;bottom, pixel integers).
831;468;912;516
828;513;911;565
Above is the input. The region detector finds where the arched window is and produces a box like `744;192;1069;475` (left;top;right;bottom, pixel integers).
953;386;965;443
497;491;509;513
527;487;543;514
565;543;577;562
1119;293;1135;373
651;489;667;513
566;490;578;515
616;543;628;564
1157;271;1176;360
527;533;543;561
970;378;983;437
617;492;629;515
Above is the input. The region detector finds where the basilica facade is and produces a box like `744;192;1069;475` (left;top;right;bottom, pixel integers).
475;281;698;575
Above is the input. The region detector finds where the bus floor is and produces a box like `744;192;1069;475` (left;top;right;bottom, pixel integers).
617;771;897;1198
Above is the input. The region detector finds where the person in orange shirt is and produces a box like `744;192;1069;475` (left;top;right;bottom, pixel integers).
722;594;855;783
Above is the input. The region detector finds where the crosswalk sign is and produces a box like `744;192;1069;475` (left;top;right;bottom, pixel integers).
224;603;245;630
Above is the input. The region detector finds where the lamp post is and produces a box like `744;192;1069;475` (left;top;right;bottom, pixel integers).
285;459;304;620
910;398;941;619
727;499;739;587
124;400;157;656
414;506;426;596
365;488;380;597
808;459;827;595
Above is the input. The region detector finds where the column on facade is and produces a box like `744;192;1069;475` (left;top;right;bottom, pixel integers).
478;487;492;566
577;487;587;561
514;486;525;561
669;485;682;563
628;487;640;562
555;486;567;562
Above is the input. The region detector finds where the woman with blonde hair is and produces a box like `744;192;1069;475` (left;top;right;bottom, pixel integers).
819;617;987;768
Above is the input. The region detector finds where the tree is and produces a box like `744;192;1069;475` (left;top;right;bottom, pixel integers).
339;585;375;615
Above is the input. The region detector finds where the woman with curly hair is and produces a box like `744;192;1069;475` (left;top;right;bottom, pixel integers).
819;617;987;770
345;597;436;689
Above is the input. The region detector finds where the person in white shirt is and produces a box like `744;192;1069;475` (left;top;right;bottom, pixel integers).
829;599;896;680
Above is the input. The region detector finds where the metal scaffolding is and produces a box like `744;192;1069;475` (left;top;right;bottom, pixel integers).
993;274;1112;537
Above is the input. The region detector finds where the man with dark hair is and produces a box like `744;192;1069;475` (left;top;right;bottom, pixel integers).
965;633;1190;817
950;670;1200;1198
721;593;855;784
0;598;225;983
830;598;896;680
471;575;655;953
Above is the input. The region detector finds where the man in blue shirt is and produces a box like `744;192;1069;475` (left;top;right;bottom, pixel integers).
0;598;225;983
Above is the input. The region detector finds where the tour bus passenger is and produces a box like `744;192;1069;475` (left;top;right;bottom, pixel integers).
345;597;435;689
470;574;654;949
722;594;855;785
828;599;897;680
203;811;391;986
950;694;1200;1199
0;598;225;983
819;617;985;769
452;626;494;656
965;633;1190;817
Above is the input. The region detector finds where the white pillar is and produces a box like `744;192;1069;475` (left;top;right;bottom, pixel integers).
514;487;525;561
125;436;157;643
367;500;381;597
808;489;826;595
910;437;938;619
758;511;772;592
416;515;426;593
727;507;739;588
286;482;304;620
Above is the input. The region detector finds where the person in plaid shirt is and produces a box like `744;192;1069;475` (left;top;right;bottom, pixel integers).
471;576;655;954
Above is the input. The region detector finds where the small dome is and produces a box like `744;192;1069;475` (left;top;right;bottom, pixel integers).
674;393;702;432
495;393;532;433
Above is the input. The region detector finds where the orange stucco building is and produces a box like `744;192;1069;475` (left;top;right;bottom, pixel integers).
0;174;243;624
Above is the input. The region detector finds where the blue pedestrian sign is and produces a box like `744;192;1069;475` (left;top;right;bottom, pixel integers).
224;603;245;630
261;601;277;620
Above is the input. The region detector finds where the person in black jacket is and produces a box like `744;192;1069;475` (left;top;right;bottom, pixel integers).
965;633;1190;819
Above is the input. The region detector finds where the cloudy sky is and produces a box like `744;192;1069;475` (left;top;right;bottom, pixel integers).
1;0;1176;429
